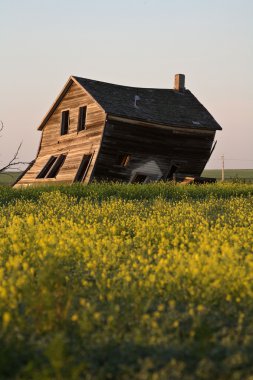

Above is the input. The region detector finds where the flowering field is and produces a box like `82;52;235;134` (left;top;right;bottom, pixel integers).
1;182;253;379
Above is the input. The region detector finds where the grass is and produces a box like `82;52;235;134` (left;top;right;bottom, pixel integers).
0;171;21;186
203;169;253;181
1;169;252;187
0;182;253;379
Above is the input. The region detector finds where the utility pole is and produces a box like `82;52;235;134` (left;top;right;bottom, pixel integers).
221;155;225;182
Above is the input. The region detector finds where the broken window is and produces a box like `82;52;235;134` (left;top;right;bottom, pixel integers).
131;173;148;184
74;154;92;182
37;156;57;178
46;155;66;178
61;110;69;135
118;153;131;167
77;106;87;132
37;155;66;179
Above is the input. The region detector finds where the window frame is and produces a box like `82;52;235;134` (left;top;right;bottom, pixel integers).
130;172;149;184
117;153;131;167
73;154;93;183
77;106;87;132
60;110;70;135
36;155;66;179
36;156;57;179
46;154;67;178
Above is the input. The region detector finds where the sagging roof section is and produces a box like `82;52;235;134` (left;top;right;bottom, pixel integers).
38;75;222;131
73;76;222;131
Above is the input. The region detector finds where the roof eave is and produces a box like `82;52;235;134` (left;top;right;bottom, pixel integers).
37;77;74;131
107;113;222;131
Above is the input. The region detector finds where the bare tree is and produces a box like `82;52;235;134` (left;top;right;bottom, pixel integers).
0;121;30;174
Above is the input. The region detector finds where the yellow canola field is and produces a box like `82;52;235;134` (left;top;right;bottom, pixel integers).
0;183;253;380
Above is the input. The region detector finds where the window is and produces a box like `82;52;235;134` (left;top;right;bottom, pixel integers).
77;106;87;132
37;156;57;178
131;173;148;184
74;154;92;182
117;153;130;167
36;155;66;179
46;155;66;178
61;110;69;135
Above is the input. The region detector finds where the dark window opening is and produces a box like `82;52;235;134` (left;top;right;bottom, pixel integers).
166;165;178;180
118;153;131;167
37;156;57;178
46;154;66;178
131;173;148;184
61;110;69;135
77;106;87;132
74;154;92;182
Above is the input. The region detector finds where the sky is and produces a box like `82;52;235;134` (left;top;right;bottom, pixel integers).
0;0;253;170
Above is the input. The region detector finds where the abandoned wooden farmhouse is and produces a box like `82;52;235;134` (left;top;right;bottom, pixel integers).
14;74;222;187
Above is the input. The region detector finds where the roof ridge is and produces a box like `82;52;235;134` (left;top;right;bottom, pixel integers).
72;75;181;92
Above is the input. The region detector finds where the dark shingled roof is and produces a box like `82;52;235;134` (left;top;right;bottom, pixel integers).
73;76;222;131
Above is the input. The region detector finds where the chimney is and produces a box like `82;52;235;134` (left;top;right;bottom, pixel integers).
174;74;185;91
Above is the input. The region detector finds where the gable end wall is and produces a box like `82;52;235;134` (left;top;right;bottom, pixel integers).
15;81;106;187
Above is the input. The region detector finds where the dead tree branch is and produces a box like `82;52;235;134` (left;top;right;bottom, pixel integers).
0;121;31;174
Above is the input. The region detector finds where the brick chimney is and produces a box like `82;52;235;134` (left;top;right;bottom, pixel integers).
174;74;185;91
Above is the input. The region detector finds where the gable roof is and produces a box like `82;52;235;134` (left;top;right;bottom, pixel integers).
38;76;222;131
73;76;222;131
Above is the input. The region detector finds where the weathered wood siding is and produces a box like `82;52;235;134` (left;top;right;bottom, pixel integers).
15;81;106;187
93;119;215;182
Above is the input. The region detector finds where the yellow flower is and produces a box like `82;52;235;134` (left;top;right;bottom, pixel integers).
71;314;78;322
2;312;11;328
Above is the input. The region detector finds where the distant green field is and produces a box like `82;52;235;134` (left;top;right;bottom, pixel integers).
203;169;253;182
0;172;21;186
1;169;253;186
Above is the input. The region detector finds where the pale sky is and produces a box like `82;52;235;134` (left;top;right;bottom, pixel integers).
1;0;253;170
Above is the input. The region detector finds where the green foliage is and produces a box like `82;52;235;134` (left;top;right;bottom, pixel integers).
0;172;21;186
0;183;253;379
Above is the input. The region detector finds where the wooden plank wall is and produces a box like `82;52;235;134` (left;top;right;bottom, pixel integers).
15;82;106;187
93;120;215;182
